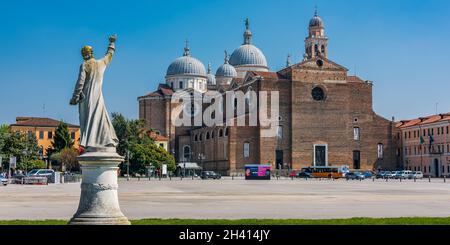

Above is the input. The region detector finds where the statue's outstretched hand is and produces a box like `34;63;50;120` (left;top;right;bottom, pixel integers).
109;34;117;43
70;97;78;105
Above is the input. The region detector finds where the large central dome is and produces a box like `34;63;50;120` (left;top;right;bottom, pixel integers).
229;18;268;76
166;46;206;77
229;44;268;68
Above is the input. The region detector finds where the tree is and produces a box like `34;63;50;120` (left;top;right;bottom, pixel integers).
1;130;40;171
60;148;79;171
111;113;175;175
51;121;74;152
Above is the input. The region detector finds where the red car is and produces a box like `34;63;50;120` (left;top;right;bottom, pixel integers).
288;171;297;177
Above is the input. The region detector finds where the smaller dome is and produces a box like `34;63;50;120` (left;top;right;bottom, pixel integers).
206;63;216;85
309;12;324;28
166;44;206;77
216;51;237;78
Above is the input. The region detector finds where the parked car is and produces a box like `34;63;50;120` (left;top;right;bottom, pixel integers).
288;171;298;178
376;171;386;179
363;171;374;178
27;169;54;178
392;171;404;179
296;172;313;179
401;170;413;179
384;171;397;179
200;171;221;180
411;171;423;179
0;176;8;186
345;172;365;180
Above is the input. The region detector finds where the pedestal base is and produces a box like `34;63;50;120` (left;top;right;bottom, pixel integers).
68;148;130;225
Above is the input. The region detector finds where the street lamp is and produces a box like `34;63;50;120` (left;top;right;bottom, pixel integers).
126;150;132;181
198;153;206;173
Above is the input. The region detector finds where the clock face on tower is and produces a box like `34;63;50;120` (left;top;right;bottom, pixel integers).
312;87;325;101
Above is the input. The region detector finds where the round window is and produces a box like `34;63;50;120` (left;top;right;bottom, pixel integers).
311;87;325;101
316;59;324;67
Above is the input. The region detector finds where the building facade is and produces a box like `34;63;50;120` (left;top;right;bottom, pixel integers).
10;117;80;158
396;113;450;177
138;12;398;174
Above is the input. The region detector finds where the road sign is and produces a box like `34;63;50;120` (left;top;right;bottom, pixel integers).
9;156;17;169
162;164;167;175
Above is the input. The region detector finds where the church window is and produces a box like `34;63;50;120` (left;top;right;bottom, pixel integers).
311;87;325;101
194;134;198;141
211;131;214;139
179;81;183;89
199;133;203;141
277;126;283;139
321;45;325;54
225;127;229;136
219;129;223;137
243;142;250;158
206;132;210;140
183;145;191;161
353;127;360;141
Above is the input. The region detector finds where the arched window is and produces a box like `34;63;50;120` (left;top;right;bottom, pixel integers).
353;127;360;141
199;133;203;141
277;126;283;139
225;128;229;136
321;45;325;54
206;132;210;140
194;134;198;142
219;129;223;137
377;143;384;159
179;81;183;89
211;131;215;139
243;142;250;158
183;145;191;161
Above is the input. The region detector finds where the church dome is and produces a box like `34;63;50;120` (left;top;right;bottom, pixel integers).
229;44;268;68
309;11;324;28
166;45;206;77
216;51;237;78
206;63;216;85
229;18;268;70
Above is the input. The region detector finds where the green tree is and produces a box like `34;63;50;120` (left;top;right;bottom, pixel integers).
51;121;74;152
2;131;41;171
111;113;175;175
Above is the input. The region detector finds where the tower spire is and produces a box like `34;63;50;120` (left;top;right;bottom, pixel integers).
183;39;190;56
286;54;291;67
314;5;318;16
224;50;229;64
207;62;212;74
243;18;252;45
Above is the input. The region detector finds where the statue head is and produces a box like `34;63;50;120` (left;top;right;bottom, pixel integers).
81;45;94;60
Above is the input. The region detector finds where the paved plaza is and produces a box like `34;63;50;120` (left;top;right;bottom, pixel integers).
1;178;450;220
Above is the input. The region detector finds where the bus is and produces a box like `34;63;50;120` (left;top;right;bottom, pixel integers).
301;166;349;179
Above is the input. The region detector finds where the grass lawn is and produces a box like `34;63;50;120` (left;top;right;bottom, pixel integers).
1;217;450;225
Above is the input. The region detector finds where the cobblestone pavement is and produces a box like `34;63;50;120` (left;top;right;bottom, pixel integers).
1;177;450;220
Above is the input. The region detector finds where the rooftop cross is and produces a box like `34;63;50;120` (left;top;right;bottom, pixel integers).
183;39;190;56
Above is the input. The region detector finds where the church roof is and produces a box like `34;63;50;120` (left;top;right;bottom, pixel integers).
11;117;79;128
138;84;174;99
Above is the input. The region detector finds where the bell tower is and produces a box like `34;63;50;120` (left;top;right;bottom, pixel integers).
305;8;328;59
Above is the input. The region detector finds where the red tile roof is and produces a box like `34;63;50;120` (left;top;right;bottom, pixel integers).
148;131;169;141
396;113;450;128
11;117;79;128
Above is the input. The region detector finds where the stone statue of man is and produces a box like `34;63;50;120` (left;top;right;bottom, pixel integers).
70;35;119;150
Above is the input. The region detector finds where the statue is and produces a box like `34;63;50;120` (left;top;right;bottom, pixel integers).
70;34;119;150
68;35;129;225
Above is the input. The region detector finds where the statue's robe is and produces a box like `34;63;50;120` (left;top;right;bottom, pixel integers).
72;44;119;149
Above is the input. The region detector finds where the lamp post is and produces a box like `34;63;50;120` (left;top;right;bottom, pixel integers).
126;150;131;181
198;153;206;174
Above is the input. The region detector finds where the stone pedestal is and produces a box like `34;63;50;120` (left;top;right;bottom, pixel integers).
68;148;130;225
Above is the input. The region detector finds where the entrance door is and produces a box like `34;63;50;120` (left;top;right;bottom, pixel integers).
353;151;361;169
276;150;283;169
314;145;326;166
434;159;439;177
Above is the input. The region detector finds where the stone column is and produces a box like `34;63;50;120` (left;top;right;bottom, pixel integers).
69;148;130;225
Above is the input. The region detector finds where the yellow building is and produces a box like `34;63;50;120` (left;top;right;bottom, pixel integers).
10;117;80;157
149;131;169;152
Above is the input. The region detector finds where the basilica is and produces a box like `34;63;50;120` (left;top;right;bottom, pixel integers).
138;11;399;174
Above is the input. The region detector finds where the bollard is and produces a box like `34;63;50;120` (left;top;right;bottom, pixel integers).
373;177;375;182
429;176;431;182
386;177;388;182
291;176;293;180
414;177;416;182
232;175;234;180
444;176;446;183
192;175;194;180
159;175;161;181
400;178;402;182
169;174;172;181
138;176;140;181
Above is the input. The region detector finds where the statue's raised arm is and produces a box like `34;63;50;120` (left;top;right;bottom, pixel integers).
102;34;117;66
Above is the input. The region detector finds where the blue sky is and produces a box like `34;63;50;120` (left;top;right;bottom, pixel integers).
0;0;449;125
